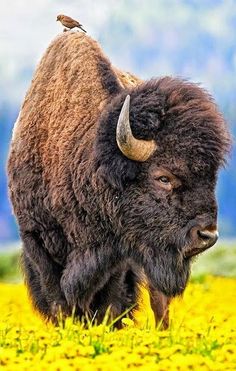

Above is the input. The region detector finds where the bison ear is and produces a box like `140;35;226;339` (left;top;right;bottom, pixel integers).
93;93;159;190
93;102;141;190
95;158;139;191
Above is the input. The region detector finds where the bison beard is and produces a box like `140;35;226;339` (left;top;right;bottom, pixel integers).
8;32;231;328
141;247;190;296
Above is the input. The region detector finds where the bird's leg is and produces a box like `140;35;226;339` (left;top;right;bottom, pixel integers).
63;28;68;32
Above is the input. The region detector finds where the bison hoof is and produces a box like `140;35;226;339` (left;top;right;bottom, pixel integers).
50;300;71;325
61;276;93;313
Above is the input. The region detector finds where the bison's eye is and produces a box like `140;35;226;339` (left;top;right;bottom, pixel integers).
153;174;173;191
151;167;181;192
158;176;170;184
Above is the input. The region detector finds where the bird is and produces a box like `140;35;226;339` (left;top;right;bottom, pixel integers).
56;15;87;33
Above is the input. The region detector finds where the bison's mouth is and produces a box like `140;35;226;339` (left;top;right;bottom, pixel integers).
184;244;210;258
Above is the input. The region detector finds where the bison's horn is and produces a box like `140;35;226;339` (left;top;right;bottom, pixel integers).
116;95;157;162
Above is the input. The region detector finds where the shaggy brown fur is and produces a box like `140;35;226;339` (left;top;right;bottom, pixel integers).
8;32;230;327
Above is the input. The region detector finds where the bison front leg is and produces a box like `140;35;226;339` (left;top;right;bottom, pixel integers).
148;283;171;329
61;248;119;314
21;231;70;322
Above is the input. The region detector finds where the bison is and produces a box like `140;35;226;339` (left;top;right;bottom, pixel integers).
8;32;230;328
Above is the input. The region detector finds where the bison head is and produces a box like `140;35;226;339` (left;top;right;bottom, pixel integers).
94;77;230;297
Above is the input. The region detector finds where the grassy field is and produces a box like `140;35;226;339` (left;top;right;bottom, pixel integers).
0;243;235;370
0;277;235;370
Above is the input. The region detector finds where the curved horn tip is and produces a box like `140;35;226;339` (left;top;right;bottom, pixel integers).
119;95;130;116
124;94;130;105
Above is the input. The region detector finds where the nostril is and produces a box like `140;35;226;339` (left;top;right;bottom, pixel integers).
185;228;218;258
198;229;219;244
198;230;209;240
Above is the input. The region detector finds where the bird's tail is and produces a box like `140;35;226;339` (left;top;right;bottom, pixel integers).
79;25;87;33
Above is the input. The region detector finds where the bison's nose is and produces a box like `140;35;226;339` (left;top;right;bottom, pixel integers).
197;229;219;247
185;226;219;258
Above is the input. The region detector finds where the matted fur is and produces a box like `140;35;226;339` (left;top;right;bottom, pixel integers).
8;32;231;326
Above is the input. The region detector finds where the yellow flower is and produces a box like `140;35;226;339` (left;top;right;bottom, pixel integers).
0;277;235;370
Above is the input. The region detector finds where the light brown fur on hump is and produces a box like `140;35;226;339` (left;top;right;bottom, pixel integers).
10;32;141;186
115;68;142;88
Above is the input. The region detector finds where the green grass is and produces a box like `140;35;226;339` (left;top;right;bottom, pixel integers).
191;240;236;278
0;250;21;282
0;241;235;282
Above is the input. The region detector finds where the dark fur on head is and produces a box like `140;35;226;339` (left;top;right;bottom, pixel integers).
94;77;230;190
93;76;230;295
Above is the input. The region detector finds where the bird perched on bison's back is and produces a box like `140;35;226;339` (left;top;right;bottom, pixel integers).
56;14;86;32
